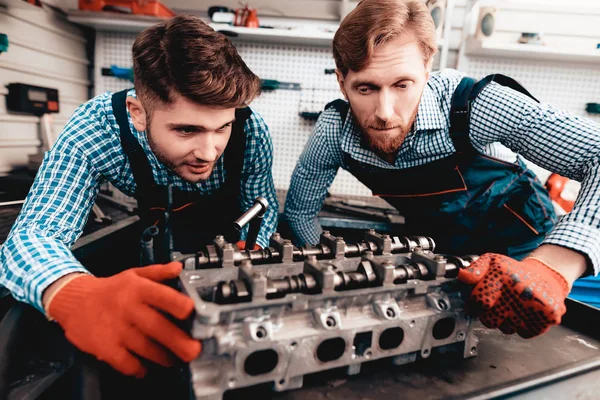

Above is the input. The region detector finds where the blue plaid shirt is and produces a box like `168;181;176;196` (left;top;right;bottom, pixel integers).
0;89;278;313
284;69;600;274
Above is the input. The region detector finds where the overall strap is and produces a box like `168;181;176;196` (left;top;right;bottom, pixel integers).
449;76;477;154
325;99;350;124
223;107;252;187
111;89;156;192
472;74;539;103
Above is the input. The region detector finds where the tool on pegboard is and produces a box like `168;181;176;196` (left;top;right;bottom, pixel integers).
78;0;175;18
586;103;600;115
260;79;300;91
0;34;8;54
101;68;301;94
101;65;134;82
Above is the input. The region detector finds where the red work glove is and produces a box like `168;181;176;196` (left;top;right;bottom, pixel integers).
458;253;569;338
47;262;201;378
236;240;261;250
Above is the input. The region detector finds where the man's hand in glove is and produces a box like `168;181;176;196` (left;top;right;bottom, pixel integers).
458;253;570;338
43;261;201;378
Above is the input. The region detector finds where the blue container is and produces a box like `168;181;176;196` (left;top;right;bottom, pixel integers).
569;275;600;309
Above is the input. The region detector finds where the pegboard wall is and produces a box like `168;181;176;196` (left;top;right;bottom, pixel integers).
94;32;372;196
458;57;600;124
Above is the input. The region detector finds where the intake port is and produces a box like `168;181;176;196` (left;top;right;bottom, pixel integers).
378;327;404;350
432;317;456;340
244;349;279;376
316;337;346;362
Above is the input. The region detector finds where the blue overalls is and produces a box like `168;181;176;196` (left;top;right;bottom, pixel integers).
111;89;251;263
327;74;557;259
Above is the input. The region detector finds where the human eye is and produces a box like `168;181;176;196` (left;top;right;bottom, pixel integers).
395;81;414;90
356;85;374;95
216;123;232;133
174;126;197;135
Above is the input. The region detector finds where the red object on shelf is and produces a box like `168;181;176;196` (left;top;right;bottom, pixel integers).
234;4;259;28
78;0;176;18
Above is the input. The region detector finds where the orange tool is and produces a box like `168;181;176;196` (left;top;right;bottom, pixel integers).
78;0;176;18
234;4;259;28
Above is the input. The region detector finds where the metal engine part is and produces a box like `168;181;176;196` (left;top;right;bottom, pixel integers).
177;230;480;400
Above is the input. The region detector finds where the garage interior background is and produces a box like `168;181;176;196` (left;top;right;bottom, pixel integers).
1;0;600;299
2;0;599;192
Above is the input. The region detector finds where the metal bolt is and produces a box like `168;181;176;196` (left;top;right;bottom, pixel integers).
272;232;281;239
383;234;391;239
323;230;330;235
283;239;292;245
367;229;375;234
215;235;224;241
224;243;233;249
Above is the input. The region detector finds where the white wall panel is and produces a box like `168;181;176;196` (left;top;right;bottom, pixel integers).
0;4;90;175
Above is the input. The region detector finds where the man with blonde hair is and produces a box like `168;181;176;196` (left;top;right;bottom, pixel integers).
285;0;600;339
1;15;278;387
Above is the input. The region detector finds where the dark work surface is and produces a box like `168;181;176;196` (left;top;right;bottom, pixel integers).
0;188;394;247
4;299;600;400
4;177;600;399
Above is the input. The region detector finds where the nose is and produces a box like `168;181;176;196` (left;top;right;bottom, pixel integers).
374;89;395;122
192;134;218;163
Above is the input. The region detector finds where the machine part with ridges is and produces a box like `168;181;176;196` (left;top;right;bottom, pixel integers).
178;230;479;400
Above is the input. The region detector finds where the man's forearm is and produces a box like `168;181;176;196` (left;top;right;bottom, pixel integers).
528;244;587;289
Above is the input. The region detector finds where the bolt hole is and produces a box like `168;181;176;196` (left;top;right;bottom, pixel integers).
438;299;448;310
256;326;267;339
457;332;465;340
410;320;416;327
279;379;285;385
423;349;430;355
228;378;236;387
471;346;478;354
325;316;337;328
290;341;298;349
385;307;396;318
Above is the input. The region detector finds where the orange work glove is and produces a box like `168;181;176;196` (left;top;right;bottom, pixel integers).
458;253;569;338
47;261;201;378
236;240;261;250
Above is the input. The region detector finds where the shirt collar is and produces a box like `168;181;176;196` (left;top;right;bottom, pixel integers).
413;83;446;132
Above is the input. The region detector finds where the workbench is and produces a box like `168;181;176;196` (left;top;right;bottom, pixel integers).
2;183;600;400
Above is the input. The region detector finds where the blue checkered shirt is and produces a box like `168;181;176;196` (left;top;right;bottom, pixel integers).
0;89;279;313
284;69;600;274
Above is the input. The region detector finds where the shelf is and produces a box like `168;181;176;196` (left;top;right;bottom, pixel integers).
208;23;335;47
66;11;451;48
66;11;166;33
65;11;336;46
465;37;600;64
